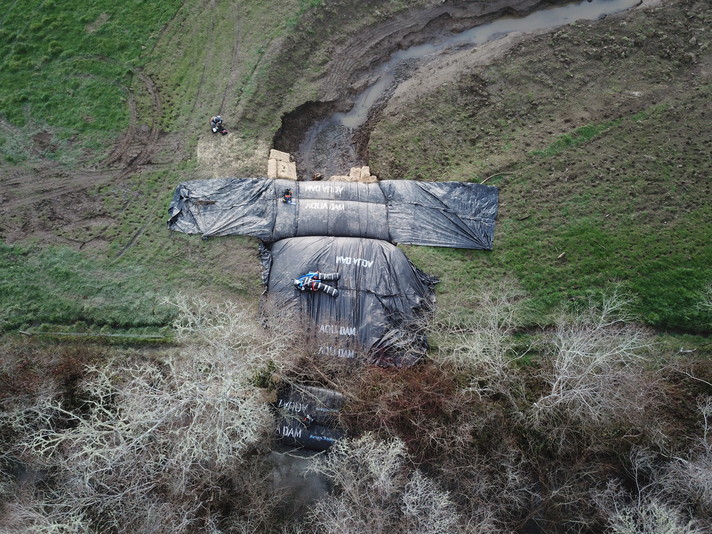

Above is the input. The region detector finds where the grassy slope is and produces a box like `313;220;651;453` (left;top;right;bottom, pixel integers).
0;0;269;333
0;0;183;162
370;1;712;334
0;0;437;335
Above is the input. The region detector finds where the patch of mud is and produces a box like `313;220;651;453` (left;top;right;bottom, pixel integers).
387;31;530;113
273;101;344;158
31;131;56;153
272;0;644;180
32;131;57;154
269;449;328;517
1;185;114;250
369;0;711;188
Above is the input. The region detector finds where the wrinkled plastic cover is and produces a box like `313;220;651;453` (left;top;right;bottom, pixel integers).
275;385;345;451
381;181;498;249
168;178;275;239
168;178;498;249
261;236;438;367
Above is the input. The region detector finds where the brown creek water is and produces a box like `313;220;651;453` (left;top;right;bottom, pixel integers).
275;0;641;180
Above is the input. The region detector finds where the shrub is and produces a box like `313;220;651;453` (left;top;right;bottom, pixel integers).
307;433;465;534
530;291;659;446
428;279;529;397
608;499;705;534
0;297;290;533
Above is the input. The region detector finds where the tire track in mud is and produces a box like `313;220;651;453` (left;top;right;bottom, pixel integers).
0;1;218;249
119;71;163;175
0;63;171;251
320;12;446;99
1;0;215;238
113;0;236;258
1;70;165;211
185;0;225;118
220;1;242;113
101;84;138;168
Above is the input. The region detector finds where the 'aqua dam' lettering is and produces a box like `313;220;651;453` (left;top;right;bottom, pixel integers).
280;426;303;439
336;256;373;268
303;184;346;195
319;324;357;336
318;345;356;359
303;201;346;211
277;399;309;413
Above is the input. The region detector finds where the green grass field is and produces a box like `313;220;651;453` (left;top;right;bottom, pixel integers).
369;7;712;336
0;0;183;162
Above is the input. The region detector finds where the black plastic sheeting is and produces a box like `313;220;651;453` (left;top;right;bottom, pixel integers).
168;178;498;249
261;236;438;367
275;385;345;451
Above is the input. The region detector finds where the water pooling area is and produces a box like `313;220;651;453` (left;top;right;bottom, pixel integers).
276;0;642;180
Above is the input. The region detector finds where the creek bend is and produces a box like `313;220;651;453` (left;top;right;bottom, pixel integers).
273;0;641;180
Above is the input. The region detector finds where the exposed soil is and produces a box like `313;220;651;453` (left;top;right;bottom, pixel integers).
367;0;709;190
0;67;181;248
273;0;560;179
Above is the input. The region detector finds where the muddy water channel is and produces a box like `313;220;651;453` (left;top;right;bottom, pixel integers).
275;0;640;180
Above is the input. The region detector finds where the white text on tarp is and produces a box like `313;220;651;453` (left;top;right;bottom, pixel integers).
303;184;345;195
303;201;346;211
318;345;355;359
319;324;357;336
336;256;374;268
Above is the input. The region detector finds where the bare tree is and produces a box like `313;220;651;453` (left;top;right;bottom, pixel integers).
307;433;466;534
606;497;705;534
590;398;712;534
0;495;92;534
654;397;712;520
530;291;658;441
6;352;274;532
428;279;528;397
0;296;293;534
169;293;305;373
437;444;534;533
401;470;460;534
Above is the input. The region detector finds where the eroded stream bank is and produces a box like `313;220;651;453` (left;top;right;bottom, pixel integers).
273;0;641;180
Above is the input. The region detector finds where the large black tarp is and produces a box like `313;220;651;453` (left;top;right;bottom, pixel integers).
261;236;438;367
168;178;275;240
168;178;498;249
